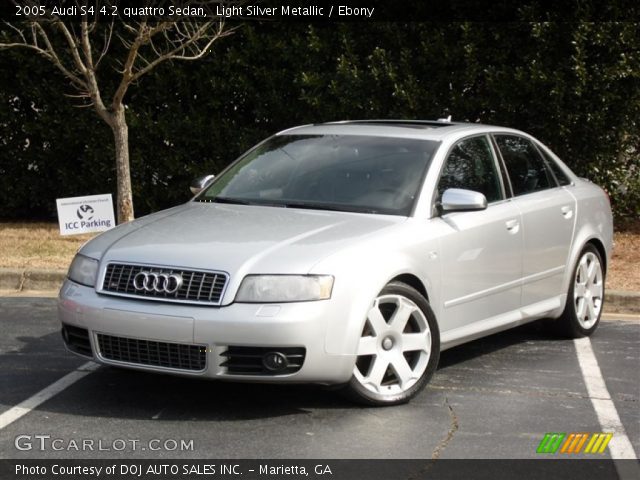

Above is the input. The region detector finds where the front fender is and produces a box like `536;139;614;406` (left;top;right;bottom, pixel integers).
311;226;442;355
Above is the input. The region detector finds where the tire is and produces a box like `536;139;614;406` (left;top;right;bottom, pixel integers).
343;281;440;406
555;244;605;338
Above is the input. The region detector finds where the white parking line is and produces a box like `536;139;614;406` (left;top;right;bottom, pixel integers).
574;337;637;460
0;362;99;430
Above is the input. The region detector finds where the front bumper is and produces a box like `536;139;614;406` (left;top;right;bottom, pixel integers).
58;280;356;384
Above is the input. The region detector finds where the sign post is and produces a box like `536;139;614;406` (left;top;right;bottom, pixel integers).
56;194;116;236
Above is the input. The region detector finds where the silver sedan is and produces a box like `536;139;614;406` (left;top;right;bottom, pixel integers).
59;120;613;405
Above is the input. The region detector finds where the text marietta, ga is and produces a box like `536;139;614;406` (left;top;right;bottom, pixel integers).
15;464;333;476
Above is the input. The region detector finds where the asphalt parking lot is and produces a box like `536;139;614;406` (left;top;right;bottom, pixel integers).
1;296;638;460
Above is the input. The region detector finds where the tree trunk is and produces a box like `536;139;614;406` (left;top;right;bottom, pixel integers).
110;106;135;223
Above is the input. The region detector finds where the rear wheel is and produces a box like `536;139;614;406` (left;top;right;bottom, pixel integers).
344;282;440;406
556;244;605;338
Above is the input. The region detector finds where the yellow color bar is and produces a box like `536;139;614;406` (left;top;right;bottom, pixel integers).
592;434;606;453
585;434;599;453
598;433;613;454
585;433;613;454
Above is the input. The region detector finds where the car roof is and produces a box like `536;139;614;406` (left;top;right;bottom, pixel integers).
277;120;524;141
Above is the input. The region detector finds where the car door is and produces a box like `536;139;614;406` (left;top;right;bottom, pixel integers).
436;135;523;335
493;134;576;311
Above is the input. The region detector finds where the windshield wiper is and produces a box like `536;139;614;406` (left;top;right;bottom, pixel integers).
208;196;289;208
208;196;255;205
278;201;380;214
206;197;381;214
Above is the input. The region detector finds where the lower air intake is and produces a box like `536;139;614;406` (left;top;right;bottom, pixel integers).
61;324;92;357
221;346;305;375
97;334;207;372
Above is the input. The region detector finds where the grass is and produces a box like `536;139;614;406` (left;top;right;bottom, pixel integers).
1;221;639;291
0;223;96;270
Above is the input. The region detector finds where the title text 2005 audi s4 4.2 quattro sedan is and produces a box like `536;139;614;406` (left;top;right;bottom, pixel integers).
59;120;613;405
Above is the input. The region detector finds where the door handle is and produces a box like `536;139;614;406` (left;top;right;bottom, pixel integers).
561;206;574;219
505;219;520;233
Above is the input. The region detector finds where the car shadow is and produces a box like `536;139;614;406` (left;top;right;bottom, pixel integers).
437;318;564;369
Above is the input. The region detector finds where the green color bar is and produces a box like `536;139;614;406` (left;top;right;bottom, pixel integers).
537;433;566;454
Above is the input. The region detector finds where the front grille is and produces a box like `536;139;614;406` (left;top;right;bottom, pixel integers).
221;346;306;375
101;263;228;305
97;334;207;371
61;324;92;357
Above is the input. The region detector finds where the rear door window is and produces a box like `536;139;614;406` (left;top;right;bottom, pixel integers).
494;135;555;196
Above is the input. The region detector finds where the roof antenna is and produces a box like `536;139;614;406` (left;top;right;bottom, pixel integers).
437;115;452;122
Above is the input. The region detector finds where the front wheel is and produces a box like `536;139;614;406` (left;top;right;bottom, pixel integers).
555;244;605;338
343;282;440;406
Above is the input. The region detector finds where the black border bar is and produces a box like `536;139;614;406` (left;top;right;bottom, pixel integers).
3;459;638;480
1;0;639;22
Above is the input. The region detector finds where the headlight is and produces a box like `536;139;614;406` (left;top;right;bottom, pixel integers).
67;254;99;287
235;275;334;303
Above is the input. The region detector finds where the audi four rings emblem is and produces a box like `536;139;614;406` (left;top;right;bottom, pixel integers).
133;272;183;294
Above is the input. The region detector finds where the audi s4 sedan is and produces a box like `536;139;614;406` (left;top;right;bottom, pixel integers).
59;120;613;405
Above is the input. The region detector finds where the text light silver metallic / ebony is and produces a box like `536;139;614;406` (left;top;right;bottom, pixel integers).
59;120;613;406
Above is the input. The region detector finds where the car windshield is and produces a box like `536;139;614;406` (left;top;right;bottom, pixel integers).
197;134;438;216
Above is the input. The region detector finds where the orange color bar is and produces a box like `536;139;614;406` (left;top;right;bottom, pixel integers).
572;434;589;453
560;434;576;453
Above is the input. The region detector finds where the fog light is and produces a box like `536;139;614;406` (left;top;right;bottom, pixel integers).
263;352;288;371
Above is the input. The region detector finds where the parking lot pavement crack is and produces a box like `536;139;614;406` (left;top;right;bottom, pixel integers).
404;398;459;480
430;397;459;460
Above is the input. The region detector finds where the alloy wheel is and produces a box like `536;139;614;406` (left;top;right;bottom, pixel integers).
353;294;432;396
573;251;603;330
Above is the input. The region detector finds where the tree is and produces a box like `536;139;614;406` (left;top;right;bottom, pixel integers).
2;17;638;221
0;1;233;222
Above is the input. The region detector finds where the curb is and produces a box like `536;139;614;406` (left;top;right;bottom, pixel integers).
0;268;639;314
606;290;640;314
0;268;66;292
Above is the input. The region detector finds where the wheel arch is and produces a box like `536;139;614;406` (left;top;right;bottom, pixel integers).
389;273;430;302
555;232;610;319
585;237;607;274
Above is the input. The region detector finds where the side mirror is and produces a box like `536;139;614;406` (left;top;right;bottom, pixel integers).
190;174;215;195
440;188;487;213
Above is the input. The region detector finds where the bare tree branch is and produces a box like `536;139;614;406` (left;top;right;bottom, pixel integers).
130;21;234;81
53;20;88;74
0;3;239;223
95;19;114;69
80;19;111;123
4;21;27;43
111;19;149;109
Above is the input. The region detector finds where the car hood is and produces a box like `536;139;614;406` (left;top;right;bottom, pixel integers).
81;202;405;275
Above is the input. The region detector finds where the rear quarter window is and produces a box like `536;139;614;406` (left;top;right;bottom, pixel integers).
537;146;572;186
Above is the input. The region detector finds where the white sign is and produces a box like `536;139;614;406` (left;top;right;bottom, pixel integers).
56;194;116;236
